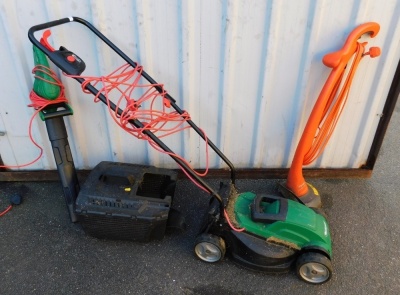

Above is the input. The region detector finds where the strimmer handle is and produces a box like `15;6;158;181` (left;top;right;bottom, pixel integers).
323;22;380;68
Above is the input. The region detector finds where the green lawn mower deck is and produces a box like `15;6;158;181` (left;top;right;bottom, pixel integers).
195;190;333;284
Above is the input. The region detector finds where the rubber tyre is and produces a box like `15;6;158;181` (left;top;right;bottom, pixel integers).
194;233;226;263
296;252;332;284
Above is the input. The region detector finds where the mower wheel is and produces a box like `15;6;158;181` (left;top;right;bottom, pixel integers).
194;233;226;263
296;252;332;284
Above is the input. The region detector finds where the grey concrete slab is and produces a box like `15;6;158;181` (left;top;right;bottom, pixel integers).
1;100;399;295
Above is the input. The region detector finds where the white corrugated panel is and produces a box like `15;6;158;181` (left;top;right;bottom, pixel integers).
0;0;399;171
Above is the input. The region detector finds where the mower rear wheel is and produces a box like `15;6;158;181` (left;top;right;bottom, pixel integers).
194;233;226;263
296;252;332;284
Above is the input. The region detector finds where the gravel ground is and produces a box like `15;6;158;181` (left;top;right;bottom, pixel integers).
1;101;399;295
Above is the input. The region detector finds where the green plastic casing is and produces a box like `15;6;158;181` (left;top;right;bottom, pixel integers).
32;46;73;120
234;192;332;257
32;46;60;100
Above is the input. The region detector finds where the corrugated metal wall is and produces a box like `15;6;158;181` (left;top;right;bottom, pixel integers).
0;0;399;171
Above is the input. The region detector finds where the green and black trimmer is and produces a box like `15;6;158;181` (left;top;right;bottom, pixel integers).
31;44;80;223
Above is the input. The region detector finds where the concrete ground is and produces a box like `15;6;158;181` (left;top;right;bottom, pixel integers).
1;100;399;295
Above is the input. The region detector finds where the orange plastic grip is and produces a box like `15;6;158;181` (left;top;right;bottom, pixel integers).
323;22;380;68
40;30;55;52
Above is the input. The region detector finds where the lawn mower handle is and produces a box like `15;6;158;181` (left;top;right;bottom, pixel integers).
29;17;170;96
28;17;237;212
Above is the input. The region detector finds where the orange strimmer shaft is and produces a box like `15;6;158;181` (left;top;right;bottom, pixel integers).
283;22;381;208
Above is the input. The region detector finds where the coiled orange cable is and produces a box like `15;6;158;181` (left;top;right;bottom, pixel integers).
303;42;365;165
0;65;68;169
65;63;211;191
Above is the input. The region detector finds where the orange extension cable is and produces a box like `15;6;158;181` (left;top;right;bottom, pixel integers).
0;65;68;170
286;22;381;200
64;63;251;230
0;205;13;217
65;63;211;193
0;65;67;217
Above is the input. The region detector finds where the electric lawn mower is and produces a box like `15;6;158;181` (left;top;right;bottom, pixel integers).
27;17;379;284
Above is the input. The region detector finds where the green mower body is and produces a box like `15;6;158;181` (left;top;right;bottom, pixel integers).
235;192;332;257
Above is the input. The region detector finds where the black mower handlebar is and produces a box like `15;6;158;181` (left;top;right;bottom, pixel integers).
28;17;238;212
28;16;72;34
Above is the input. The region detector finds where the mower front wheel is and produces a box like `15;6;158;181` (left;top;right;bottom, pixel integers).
194;233;226;263
296;252;332;284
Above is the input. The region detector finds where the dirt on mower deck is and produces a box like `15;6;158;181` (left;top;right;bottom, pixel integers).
224;184;241;227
